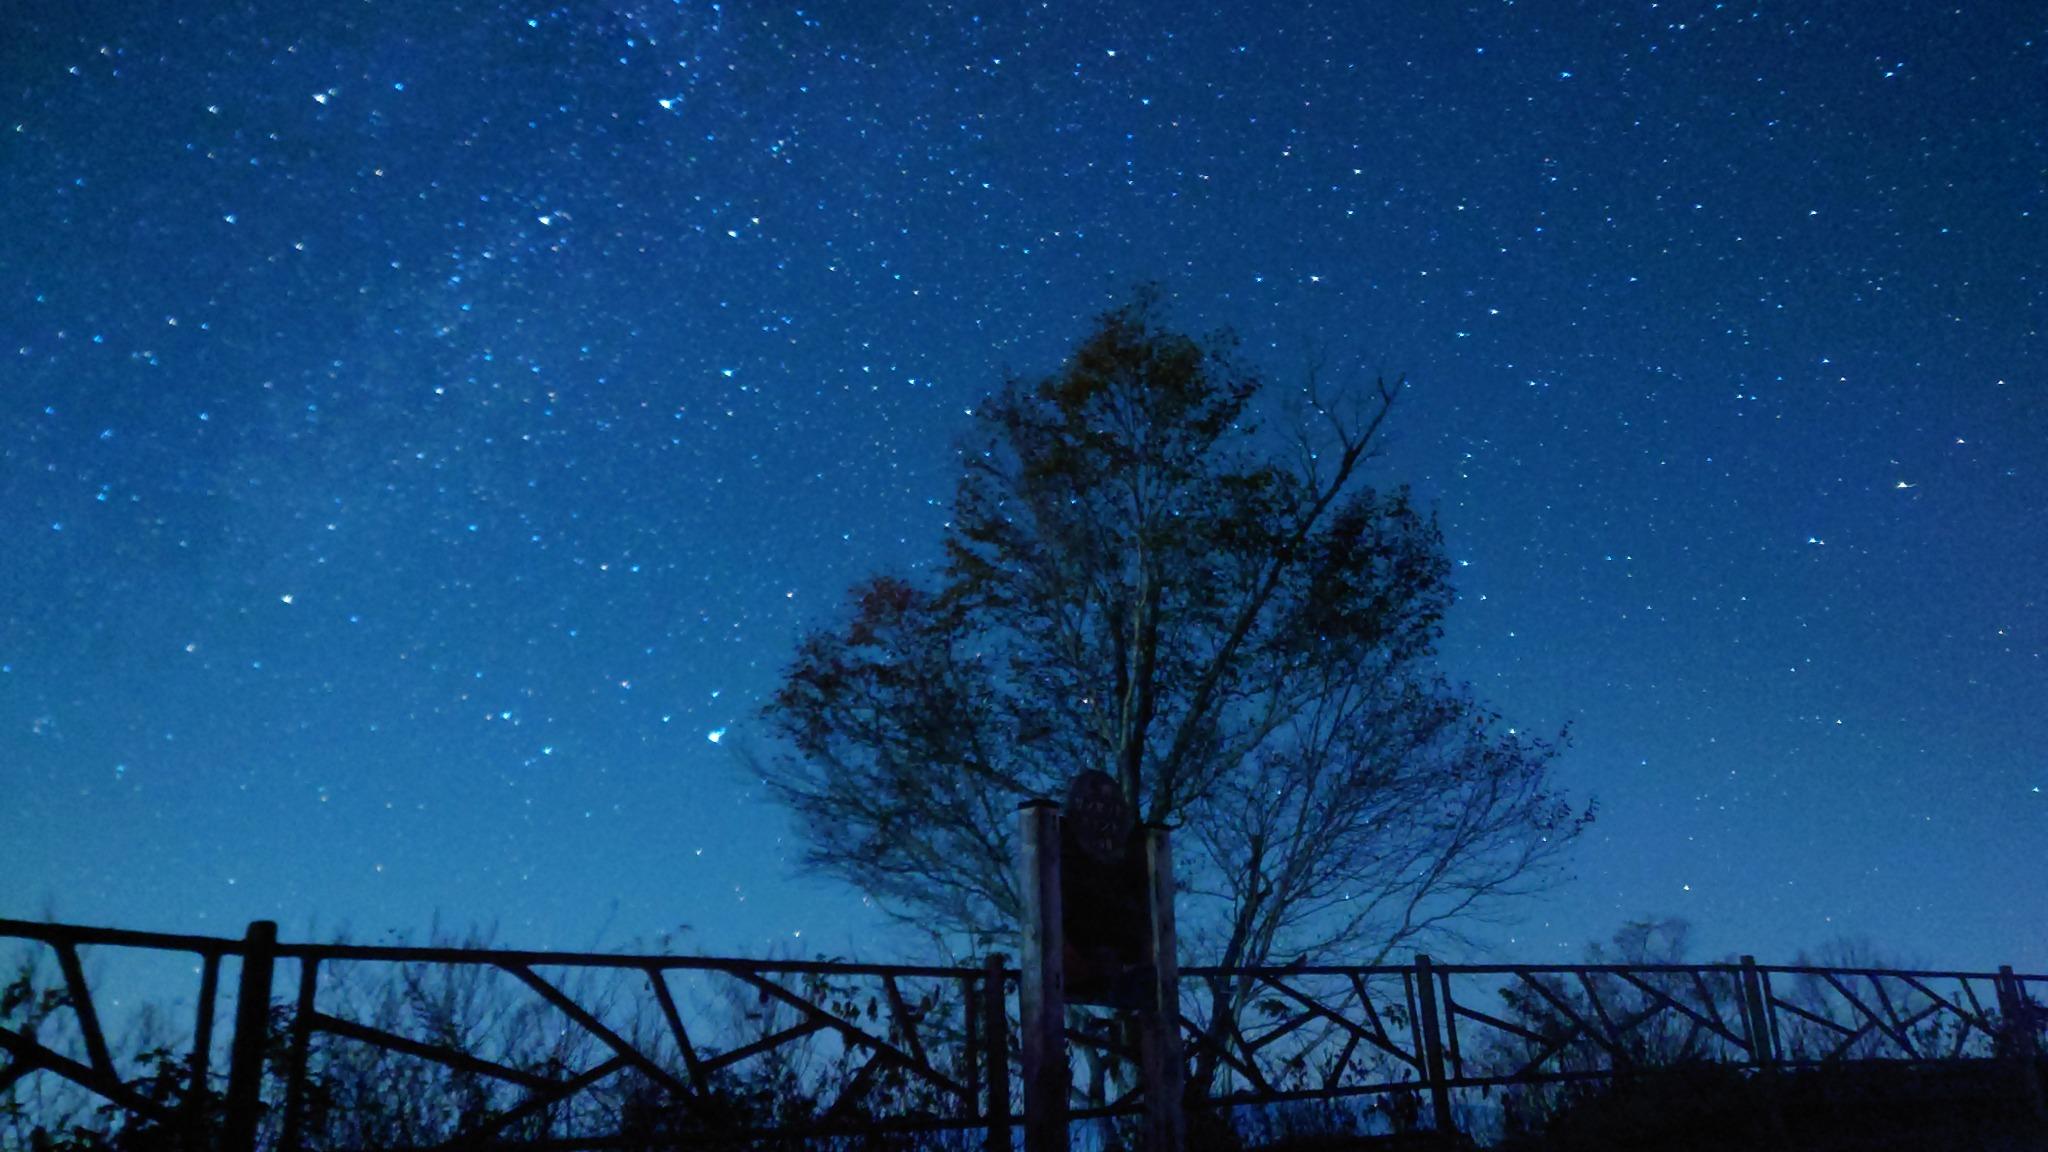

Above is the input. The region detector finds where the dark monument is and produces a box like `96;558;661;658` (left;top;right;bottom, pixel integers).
1058;770;1151;1007
1019;771;1184;1152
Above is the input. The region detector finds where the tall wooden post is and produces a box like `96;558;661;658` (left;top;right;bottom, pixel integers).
1738;956;1776;1067
984;952;1014;1152
1738;956;1789;1141
185;952;221;1144
1997;966;2048;1125
1411;955;1455;1135
224;920;277;1152
1017;800;1067;1152
1139;824;1185;1152
279;956;320;1152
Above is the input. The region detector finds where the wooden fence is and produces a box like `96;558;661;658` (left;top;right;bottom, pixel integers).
2;917;2041;1149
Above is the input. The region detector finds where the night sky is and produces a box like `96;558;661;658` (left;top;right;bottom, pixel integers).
3;2;2042;971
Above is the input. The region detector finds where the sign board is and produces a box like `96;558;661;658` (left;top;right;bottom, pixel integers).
1059;770;1151;1007
1016;785;1184;1152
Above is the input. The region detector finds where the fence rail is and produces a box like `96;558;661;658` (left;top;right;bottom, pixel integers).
2;918;2041;1149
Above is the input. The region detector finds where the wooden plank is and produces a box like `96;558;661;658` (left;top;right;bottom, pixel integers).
0;1026;171;1122
310;1011;553;1090
502;964;689;1098
188;952;219;1109
1139;824;1184;1152
1865;974;1921;1059
1197;1073;1480;1110
1438;968;1464;1080
1243;1008;1315;1053
1258;976;1415;1069
448;1054;628;1146
883;974;929;1069
1324;1031;1361;1092
1688;970;1740;1046
279;957;319;1152
1757;967;1786;1060
1617;969;1746;1049
1898;973;1993;1034
1575;971;1622;1060
1439;998;1549;1047
55;942;114;1080
1510;1033;1584;1083
1770;995;1859;1038
701;1017;829;1074
731;969;964;1095
1519;973;1624;1065
822;1051;887;1122
645;967;708;1094
1960;976;1992;1032
1016;799;1067;1152
254;936;979;978
1176;1012;1268;1091
1822;972;1917;1057
1678;1016;1705;1058
963;970;981;1124
1411;957;1453;1134
1825;1020;1879;1063
1351;974;1397;1053
0;919;242;955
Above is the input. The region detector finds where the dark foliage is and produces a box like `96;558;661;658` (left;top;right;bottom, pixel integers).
761;292;1589;1104
1495;1059;2048;1152
2;936;990;1152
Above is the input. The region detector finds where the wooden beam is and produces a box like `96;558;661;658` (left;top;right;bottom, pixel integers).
223;920;277;1152
1016;799;1066;1152
1411;957;1454;1135
55;942;113;1080
983;952;1013;1152
1139;824;1184;1152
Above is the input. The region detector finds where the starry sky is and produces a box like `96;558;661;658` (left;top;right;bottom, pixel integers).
3;1;2042;971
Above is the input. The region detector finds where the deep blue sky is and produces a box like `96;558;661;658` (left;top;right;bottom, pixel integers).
3;2;2042;970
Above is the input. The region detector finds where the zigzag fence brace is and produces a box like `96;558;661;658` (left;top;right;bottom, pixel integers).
1;917;2041;1149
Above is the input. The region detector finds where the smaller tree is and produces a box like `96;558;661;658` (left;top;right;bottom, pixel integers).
761;290;1588;1093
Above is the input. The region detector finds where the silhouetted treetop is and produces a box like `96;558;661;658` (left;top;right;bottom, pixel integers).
762;289;1589;975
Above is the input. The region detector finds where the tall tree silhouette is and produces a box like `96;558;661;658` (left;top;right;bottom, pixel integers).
761;289;1589;1087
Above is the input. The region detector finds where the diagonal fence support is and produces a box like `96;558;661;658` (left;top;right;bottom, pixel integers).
278;956;319;1152
54;943;114;1080
1139;823;1184;1152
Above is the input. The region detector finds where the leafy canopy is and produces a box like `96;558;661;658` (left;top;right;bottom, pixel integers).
763;290;1587;965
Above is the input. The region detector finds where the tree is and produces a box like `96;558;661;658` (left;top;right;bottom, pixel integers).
759;289;1590;1092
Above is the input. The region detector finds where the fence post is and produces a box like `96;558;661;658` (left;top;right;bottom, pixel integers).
1997;966;2048;1126
1738;956;1776;1066
1738;956;1791;1142
185;952;222;1144
1139;824;1185;1152
279;956;320;1152
224;920;277;1152
985;952;1014;1152
1411;955;1455;1135
1017;800;1067;1152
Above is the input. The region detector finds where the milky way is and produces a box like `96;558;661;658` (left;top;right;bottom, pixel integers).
3;2;2042;968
